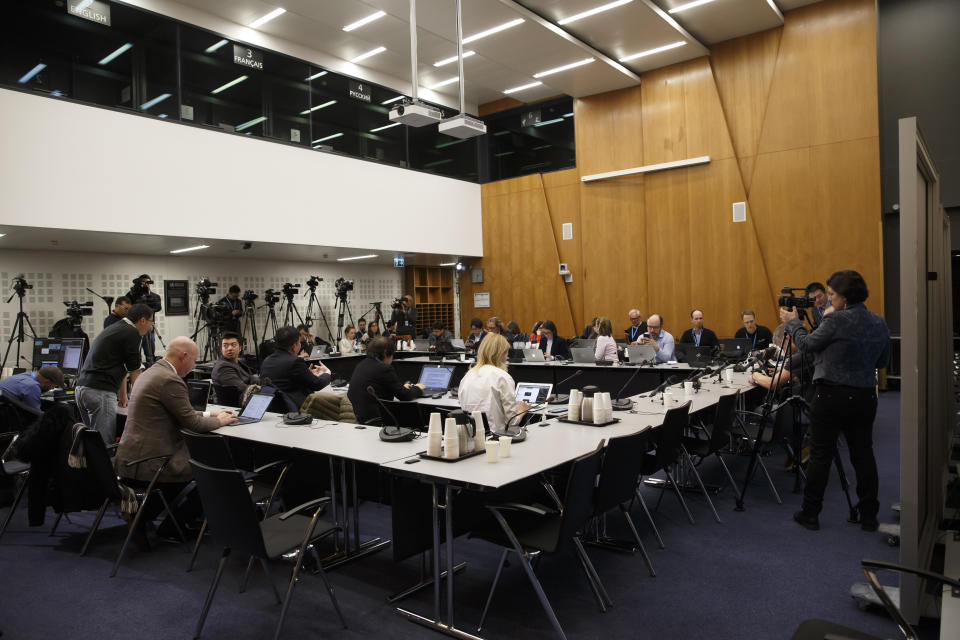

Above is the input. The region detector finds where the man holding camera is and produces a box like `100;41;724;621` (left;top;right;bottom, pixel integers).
219;285;243;333
392;295;417;336
129;274;162;361
103;296;132;329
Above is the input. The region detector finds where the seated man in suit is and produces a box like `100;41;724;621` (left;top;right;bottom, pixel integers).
638;314;675;363
116;337;236;537
679;309;720;347
260;326;332;409
538;320;570;360
734;309;774;350
348;337;425;424
428;321;453;351
211;331;259;396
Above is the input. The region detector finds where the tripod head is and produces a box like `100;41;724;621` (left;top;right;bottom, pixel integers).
304;275;323;295
281;282;301;302
263;288;281;309
7;275;32;303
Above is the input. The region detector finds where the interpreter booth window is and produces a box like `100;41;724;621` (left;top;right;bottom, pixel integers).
1;2;176;116
485;97;576;181
407;121;480;181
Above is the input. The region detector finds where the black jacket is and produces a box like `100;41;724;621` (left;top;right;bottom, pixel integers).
734;325;774;350
625;323;648;343
347;356;423;424
260;350;330;409
211;357;258;394
679;328;720;347
539;336;570;360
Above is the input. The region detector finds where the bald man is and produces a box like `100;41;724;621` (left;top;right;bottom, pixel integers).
638;314;675;363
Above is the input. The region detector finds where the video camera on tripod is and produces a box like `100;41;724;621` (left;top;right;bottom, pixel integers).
305;275;323;290
263;288;281;307
335;278;354;298
281;282;301;298
241;289;258;306
64;300;94;326
130;276;154;299
10;275;32;299
195;277;218;302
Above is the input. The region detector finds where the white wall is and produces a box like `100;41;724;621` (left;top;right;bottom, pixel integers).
0;249;404;367
0;89;482;257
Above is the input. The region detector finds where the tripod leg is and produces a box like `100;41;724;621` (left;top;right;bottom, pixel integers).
832;452;858;522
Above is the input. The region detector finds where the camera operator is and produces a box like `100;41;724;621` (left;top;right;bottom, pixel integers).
104;296;132;329
129;274;162;361
391;294;417;334
219;285;243;332
779;270;889;532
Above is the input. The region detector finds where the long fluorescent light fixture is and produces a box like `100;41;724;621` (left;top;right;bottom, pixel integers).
581;155;710;182
18;63;46;84
343;10;385;32
462;18;524;44
299;100;336;115
248;7;286;28
533;58;594;78
170;244;210;254
558;0;632;25
669;0;716;14
434;50;475;67
619;41;686;62
98;43;133;65
351;46;386;63
439;262;457;267
312;132;343;144
336;254;378;262
381;95;405;104
503;81;542;94
370;122;401;132
235;116;267;131
205;39;229;53
0;234;6;238
211;75;248;94
306;70;327;81
429;76;459;89
534;117;565;127
139;93;171;110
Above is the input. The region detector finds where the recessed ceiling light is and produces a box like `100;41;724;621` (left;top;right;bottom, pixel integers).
312;132;343;144
534;117;565;127
533;58;594;78
337;254;378;262
503;81;542;95
429;76;459;90
306;70;327;81
350;46;386;63
381;95;405;104
235;116;267;132
205;39;229;53
299;100;336;115
98;43;133;66
342;10;386;32
139;93;171;110
248;7;286;28
370;122;402;132
18;63;46;84
170;244;210;254
211;75;248;94
618;41;686;62
462;18;524;44
668;0;716;14
434;50;475;67
558;0;633;25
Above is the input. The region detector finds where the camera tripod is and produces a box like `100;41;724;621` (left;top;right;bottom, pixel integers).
303;282;335;345
261;300;279;342
190;293;221;362
241;301;260;361
2;286;37;371
279;291;304;328
334;291;355;348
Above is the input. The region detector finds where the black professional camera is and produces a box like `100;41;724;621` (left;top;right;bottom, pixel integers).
11;275;32;297
777;286;815;310
306;275;323;289
196;277;217;296
390;297;405;310
263;288;281;306
241;289;258;305
130;276;154;299
335;278;354;297
64;300;94;324
203;302;232;325
282;282;301;297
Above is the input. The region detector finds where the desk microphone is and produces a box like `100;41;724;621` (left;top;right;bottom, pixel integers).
646;374;683;398
366;386;417;442
495;402;547;443
612;366;644;410
549;369;583;404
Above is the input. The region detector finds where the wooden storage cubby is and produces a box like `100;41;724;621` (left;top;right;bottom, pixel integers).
406;266;455;335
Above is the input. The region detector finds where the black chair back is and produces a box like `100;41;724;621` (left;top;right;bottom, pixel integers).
181;430;237;468
595;430;649;514
0;390;42;433
652;401;691;470
80;429;123;501
189;459;269;559
380;399;425;430
212;384;241;408
707;391;740;451
557;443;606;545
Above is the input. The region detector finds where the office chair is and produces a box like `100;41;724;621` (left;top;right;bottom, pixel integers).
681;390;743;497
639;401;696;530
0;432;30;540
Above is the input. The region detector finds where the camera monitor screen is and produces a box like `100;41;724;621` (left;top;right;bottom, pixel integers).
33;338;64;369
417;365;454;392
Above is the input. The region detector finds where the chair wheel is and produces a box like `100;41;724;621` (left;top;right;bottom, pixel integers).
886;535;899;547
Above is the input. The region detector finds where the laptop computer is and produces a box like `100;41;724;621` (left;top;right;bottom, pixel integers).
675;343;715;365
450;338;465;350
523;348;546;362
625;344;657;363
232;391;274;425
187;380;211;412
417;364;455;393
570;347;595;364
515;382;553;404
570;338;596;350
720;338;753;358
305;344;326;361
411;338;429;351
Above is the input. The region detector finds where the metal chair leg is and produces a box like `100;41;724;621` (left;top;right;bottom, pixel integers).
49;512;63;537
478;549;509;632
80;499;109;556
187;519;208;572
240;556;255;593
111;495;152;577
633;488;665;549
0;474;28;540
273;552;306;640
620;505;655;577
156;489;188;543
572;537;612;611
756;457;783;504
194;548;230;640
313;555;347;629
260;558;282;604
716;453;741;495
664;467;695;525
683;448;722;523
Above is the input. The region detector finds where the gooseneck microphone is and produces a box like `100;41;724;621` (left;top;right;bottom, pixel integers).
549;369;583;404
612;366;644;410
494;402;548;442
367;385;417;442
646;374;683;398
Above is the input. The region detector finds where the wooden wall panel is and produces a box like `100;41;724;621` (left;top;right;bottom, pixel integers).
640;65;687;165
542;169;584;334
574;86;644;176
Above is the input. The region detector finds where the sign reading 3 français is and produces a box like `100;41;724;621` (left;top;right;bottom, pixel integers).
68;0;111;26
233;44;264;70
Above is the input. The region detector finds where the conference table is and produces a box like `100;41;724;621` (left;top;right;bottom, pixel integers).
214;368;757;639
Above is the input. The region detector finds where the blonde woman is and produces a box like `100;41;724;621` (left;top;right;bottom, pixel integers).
457;334;530;431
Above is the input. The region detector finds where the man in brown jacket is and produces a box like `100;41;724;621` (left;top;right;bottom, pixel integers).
117;336;236;539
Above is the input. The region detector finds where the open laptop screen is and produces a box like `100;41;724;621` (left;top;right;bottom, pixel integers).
515;383;552;403
187;380;211;412
418;365;454;392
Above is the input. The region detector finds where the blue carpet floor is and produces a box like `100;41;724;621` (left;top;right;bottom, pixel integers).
0;392;924;639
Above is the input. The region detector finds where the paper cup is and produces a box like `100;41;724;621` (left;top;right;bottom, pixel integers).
428;413;443;434
498;436;512;458
663;391;673;405
427;433;443;457
485;441;499;462
724;368;734;383
684;381;694;396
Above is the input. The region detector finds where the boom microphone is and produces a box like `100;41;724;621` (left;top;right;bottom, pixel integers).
646;374;683;398
549;369;583;404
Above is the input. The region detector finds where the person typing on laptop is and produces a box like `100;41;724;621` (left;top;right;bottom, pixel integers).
593;317;618;362
459;335;530;431
348;336;425;424
428;321;453;351
537;320;570;360
637;314;675;363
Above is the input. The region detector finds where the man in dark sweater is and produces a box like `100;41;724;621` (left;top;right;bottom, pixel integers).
103;296;131;329
75;303;154;443
260;326;331;410
679;309;720;347
734;309;774;350
348;337;425;424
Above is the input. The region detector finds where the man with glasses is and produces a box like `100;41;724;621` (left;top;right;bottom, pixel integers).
75;303;154;444
626;308;648;344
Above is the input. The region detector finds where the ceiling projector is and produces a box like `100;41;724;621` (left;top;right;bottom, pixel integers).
389;100;442;127
438;114;487;139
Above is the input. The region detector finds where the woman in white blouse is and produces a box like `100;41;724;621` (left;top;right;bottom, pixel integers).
457;334;530;431
594;316;618;362
338;325;358;354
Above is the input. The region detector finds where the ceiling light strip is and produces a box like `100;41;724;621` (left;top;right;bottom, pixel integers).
351;46;386;63
370;122;402;132
381;95;405;104
299;100;336;115
336;254;378;262
139;93;171;110
18;63;46;84
205;39;229;53
429;76;459;89
581;155;710;183
558;0;633;26
249;7;286;28
98;43;133;65
619;41;686;62
170;244;210;254
668;0;716;14
503;81;542;95
306;70;328;81
636;0;708;51
533;58;594;78
434;50;475;67
211;75;248;94
312;132;343;144
343;10;386;32
462;18;524;44
235;116;267;131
